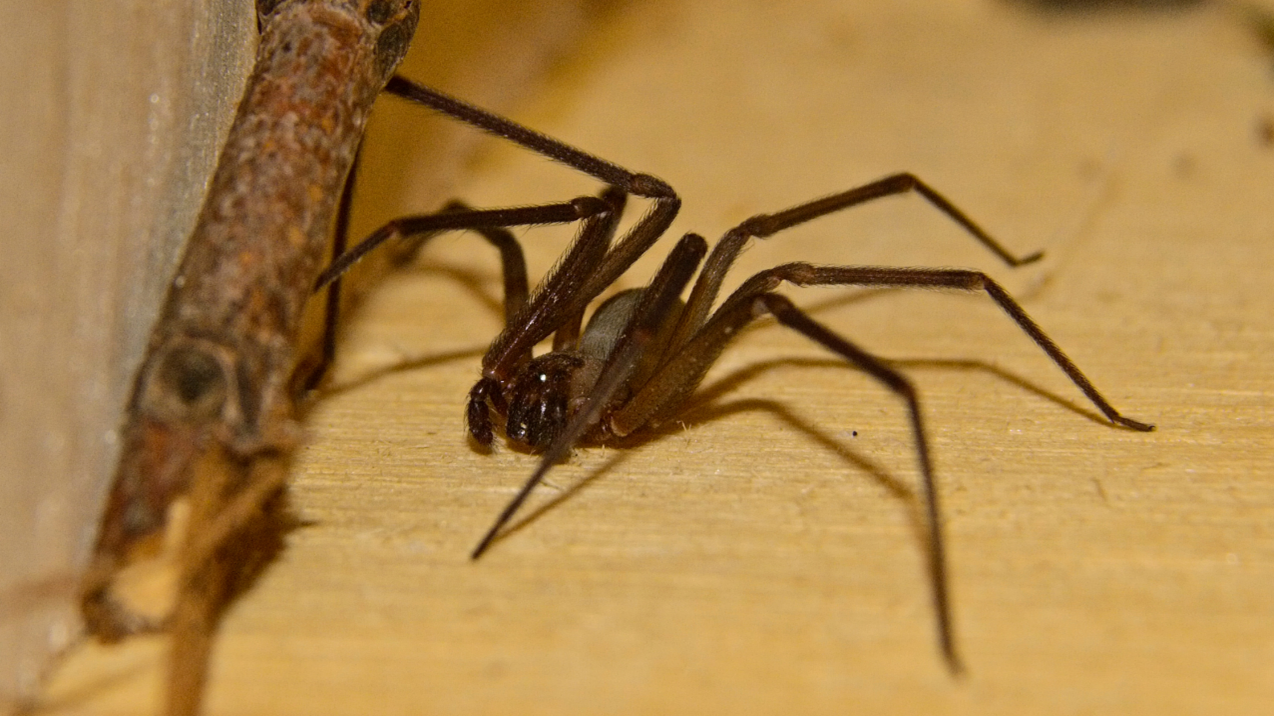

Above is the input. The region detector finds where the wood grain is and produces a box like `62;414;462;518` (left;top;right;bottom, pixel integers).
39;0;1274;714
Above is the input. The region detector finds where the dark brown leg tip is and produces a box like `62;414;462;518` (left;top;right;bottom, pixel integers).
1115;416;1155;432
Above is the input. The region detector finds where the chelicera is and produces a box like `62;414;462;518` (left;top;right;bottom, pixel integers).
314;75;1154;672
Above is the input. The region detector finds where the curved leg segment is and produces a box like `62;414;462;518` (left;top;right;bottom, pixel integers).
759;292;961;674
382;75;685;381
304;196;611;395
610;288;962;672
669;173;1044;355
312;198;609;292
716;264;1154;432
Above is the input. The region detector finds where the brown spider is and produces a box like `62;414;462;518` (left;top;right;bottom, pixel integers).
314;74;1154;673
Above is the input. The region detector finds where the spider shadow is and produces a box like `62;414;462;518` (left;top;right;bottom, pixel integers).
487;385;928;559
316;344;488;403
488;349;1118;556
395;260;508;320
303;260;505;405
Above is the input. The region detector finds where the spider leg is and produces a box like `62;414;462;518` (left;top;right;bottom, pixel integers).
313;198;611;293
608;280;968;670
466;191;632;449
486;187;627;363
470;233;709;559
601;258;1153;672
751;265;1153;430
298;145;361;392
383;75;685;376
480;189;681;379
552;186;627;351
421;201;534;325
386;76;675;201
627;262;1153;435
662;291;961;672
597;282;964;670
302;196;610;387
669;175;1042;357
756;293;960;673
305;143;610;390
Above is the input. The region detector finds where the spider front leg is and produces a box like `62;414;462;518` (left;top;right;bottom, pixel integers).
378;74;689;442
465;188;633;447
383;74;685;374
470;233;710;558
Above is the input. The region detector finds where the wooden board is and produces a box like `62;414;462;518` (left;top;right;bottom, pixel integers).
0;0;257;705
39;0;1274;714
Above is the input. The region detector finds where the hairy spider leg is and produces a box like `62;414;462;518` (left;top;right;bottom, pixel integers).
621;182;1151;434
464;190;630;445
612;264;1156;674
313;75;684;392
379;75;683;380
656;290;960;671
385;75;672;199
305;192;614;384
551;190;629;351
658;264;1155;433
667;173;1045;357
485;187;628;369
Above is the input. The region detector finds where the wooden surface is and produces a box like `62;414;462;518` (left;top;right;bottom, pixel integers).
39;0;1274;714
0;0;257;705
